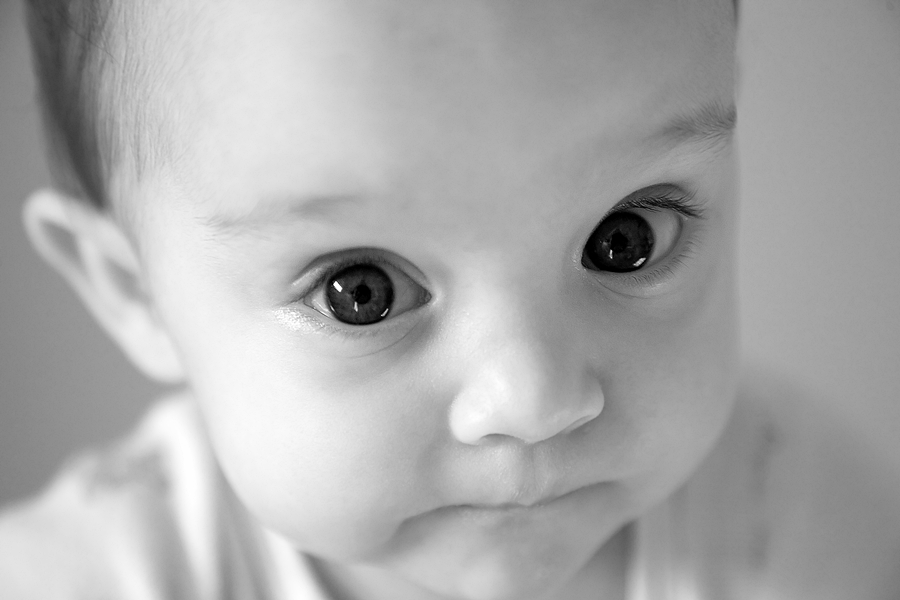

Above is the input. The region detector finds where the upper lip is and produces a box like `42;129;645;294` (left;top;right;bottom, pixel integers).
443;446;604;511
464;481;591;510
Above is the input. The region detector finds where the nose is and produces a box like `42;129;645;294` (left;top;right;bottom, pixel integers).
448;316;605;446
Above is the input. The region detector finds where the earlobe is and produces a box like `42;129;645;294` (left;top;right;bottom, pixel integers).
22;188;186;384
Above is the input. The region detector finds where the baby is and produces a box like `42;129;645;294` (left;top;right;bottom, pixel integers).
3;0;899;599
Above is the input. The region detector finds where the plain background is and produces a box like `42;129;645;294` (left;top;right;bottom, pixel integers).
1;0;899;507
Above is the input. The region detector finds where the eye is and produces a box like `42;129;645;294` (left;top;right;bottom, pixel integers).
581;206;683;273
302;255;429;327
325;264;394;325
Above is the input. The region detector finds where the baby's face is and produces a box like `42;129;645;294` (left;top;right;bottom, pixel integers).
130;0;737;598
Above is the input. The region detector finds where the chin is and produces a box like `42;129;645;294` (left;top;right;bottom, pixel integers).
402;546;584;600
380;485;626;600
454;568;563;600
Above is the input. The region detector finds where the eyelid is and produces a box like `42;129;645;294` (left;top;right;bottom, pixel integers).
292;251;385;300
290;248;428;300
617;236;700;292
607;184;705;220
284;248;431;338
581;184;706;295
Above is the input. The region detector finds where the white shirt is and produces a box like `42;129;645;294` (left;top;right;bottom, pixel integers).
2;378;898;599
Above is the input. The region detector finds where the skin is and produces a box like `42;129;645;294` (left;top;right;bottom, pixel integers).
95;1;739;599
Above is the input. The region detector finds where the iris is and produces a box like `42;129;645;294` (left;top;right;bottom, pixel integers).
583;212;655;273
326;264;395;325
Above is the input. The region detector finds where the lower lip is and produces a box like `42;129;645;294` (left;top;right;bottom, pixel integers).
446;483;604;522
397;483;617;559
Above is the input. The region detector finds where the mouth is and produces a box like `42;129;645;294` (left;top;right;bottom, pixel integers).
452;482;602;515
402;483;617;553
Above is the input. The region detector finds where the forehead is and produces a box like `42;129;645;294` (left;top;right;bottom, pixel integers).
142;0;735;227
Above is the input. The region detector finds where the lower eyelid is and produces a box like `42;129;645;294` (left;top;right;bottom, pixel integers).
274;306;331;334
623;255;680;288
275;304;382;339
275;306;384;338
276;297;426;341
619;235;700;290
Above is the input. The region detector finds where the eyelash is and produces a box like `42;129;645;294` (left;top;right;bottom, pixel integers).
591;186;706;289
609;186;704;220
282;186;705;336
301;251;392;300
618;236;700;289
282;250;424;340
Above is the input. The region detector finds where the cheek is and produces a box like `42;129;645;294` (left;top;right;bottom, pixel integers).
597;249;739;504
151;269;444;559
193;334;445;559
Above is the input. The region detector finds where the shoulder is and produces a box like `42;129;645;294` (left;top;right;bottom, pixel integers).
0;395;213;599
737;364;900;529
734;364;900;598
0;472;96;600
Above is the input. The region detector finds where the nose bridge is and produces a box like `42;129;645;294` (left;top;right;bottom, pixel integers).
448;282;604;446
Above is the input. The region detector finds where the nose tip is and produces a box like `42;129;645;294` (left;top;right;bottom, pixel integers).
449;369;605;446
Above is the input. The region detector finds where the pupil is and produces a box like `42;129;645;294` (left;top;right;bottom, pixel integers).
609;231;629;254
352;285;372;305
326;264;394;325
582;212;654;273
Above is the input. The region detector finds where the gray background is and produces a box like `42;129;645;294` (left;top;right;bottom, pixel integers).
2;0;899;507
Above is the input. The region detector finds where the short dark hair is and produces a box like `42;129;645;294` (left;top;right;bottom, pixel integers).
26;0;118;209
25;1;171;213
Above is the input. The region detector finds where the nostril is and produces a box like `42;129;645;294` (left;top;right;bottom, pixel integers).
476;433;513;446
563;412;600;435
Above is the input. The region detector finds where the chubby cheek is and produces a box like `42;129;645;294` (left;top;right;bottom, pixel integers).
196;334;445;559
214;352;450;559
151;272;442;559
608;250;739;506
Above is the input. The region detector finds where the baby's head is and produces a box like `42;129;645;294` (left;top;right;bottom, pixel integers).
24;1;739;598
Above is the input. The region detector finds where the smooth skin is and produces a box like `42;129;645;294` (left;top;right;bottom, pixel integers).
23;1;741;599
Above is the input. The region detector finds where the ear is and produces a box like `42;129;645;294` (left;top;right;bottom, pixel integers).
22;189;185;384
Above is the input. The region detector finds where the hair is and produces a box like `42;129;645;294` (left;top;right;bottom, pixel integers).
25;0;740;212
25;0;172;213
26;0;116;209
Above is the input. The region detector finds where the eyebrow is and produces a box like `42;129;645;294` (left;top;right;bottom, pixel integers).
202;193;365;238
653;100;737;150
205;101;737;237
